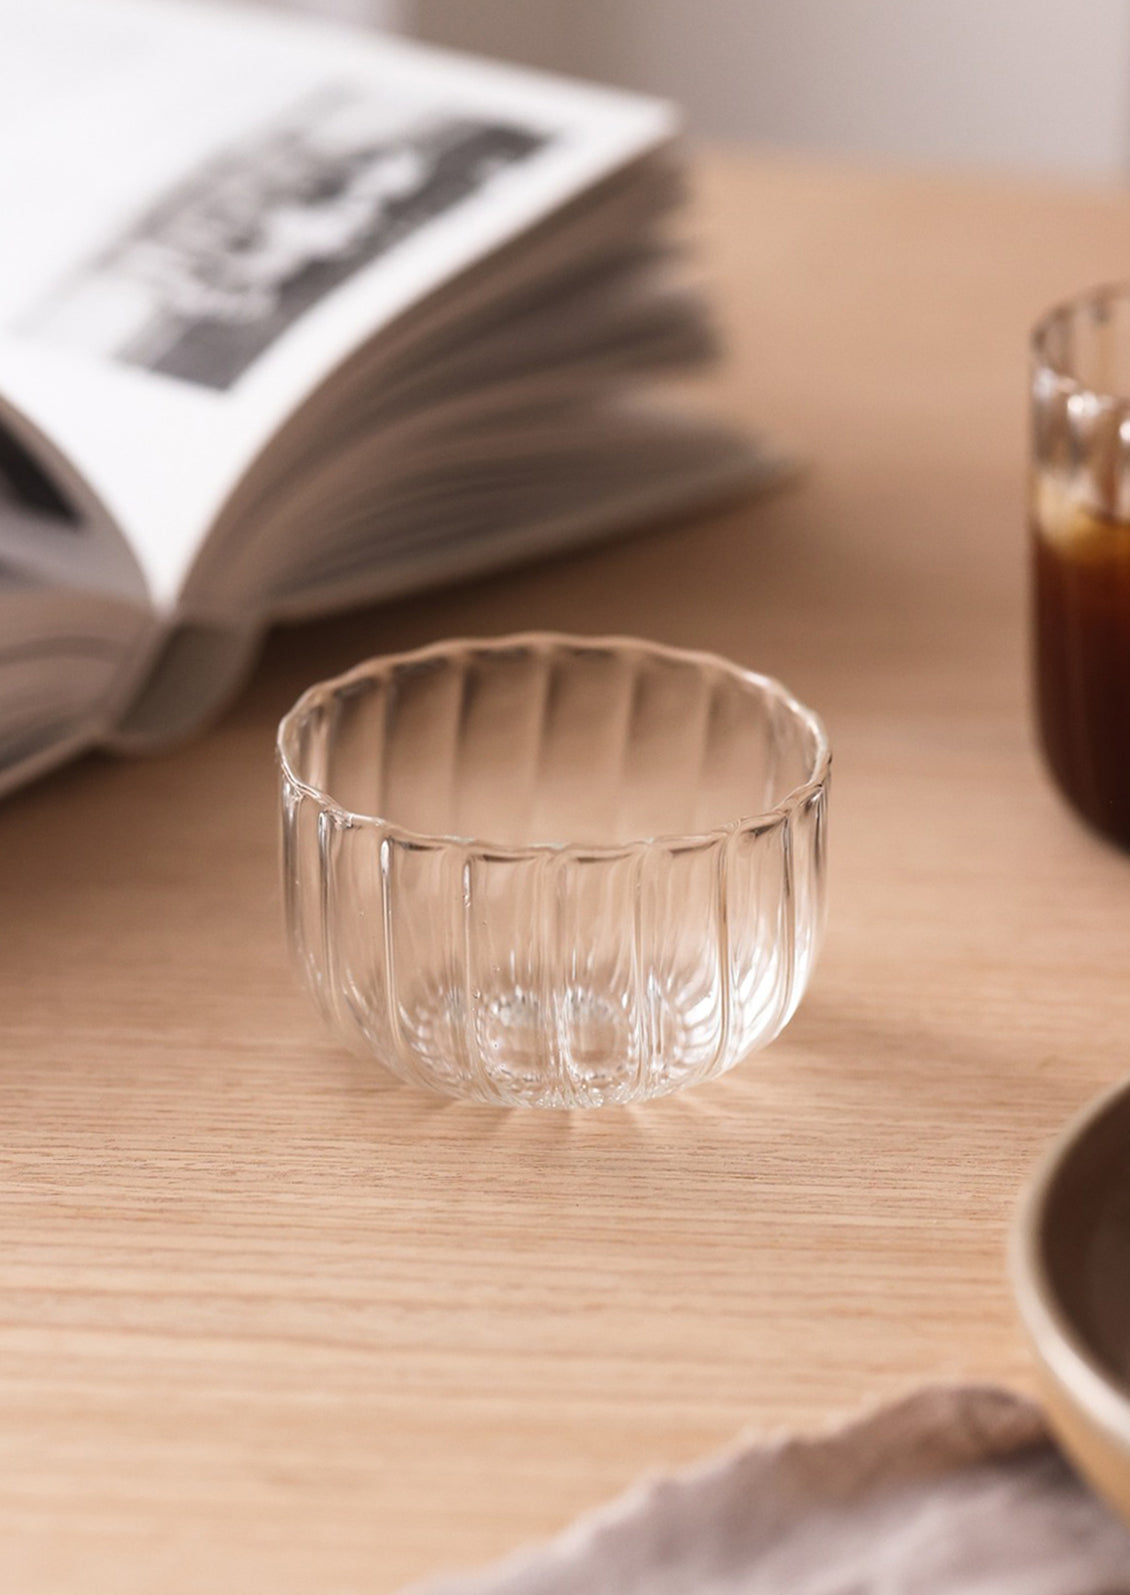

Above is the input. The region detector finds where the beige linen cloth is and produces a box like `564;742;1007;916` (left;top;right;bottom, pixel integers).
408;1386;1130;1593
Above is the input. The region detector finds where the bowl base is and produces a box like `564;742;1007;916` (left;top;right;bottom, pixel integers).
394;970;731;1108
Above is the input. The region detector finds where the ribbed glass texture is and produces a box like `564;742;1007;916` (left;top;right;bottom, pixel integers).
278;634;830;1108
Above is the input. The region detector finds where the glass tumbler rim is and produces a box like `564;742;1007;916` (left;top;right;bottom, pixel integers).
1031;279;1130;405
276;631;831;858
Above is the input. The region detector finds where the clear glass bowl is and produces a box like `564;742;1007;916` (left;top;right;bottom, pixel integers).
278;634;830;1108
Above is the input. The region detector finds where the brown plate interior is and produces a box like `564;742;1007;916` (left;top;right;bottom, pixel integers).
1041;1084;1130;1392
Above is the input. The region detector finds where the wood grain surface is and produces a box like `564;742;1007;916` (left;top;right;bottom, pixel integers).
4;152;1130;1594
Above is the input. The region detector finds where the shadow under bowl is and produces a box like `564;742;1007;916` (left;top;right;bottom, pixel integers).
1012;1075;1130;1521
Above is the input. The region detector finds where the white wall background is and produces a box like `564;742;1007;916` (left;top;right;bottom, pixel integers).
265;0;404;24
395;0;1130;181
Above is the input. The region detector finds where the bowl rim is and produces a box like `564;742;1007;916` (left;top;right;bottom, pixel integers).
1010;1071;1130;1452
277;631;832;857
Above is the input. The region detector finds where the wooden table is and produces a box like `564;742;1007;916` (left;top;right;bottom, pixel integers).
4;152;1130;1594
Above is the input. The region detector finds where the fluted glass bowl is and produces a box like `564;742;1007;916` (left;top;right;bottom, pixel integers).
278;634;830;1108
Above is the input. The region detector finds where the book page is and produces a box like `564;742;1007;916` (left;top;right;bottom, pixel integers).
0;0;675;609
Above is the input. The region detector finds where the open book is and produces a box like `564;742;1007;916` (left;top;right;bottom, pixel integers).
0;0;767;797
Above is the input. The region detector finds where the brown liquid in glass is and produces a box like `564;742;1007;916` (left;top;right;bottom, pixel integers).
1033;497;1130;847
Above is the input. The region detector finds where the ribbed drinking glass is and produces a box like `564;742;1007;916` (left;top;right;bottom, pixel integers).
1032;283;1130;847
